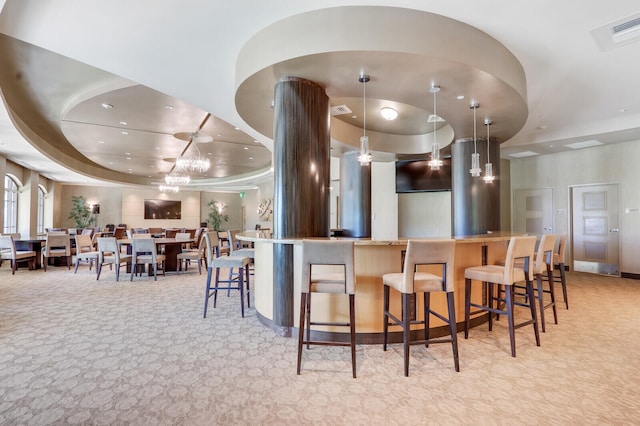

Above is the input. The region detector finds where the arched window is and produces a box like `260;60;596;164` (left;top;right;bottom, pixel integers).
4;175;19;234
37;185;46;234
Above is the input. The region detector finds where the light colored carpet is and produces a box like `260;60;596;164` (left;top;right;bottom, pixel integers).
0;262;639;425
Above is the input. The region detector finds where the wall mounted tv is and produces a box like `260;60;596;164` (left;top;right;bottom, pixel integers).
395;158;452;193
144;199;182;219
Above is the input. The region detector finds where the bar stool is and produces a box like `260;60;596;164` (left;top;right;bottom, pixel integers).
530;234;557;332
297;240;356;378
382;239;459;377
203;231;251;318
551;233;569;309
464;235;540;357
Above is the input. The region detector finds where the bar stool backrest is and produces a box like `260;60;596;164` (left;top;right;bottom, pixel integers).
203;230;221;264
533;234;556;274
504;236;537;283
555;233;567;264
301;240;355;294
402;239;456;293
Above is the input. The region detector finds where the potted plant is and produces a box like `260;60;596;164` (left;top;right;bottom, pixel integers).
207;200;229;231
68;195;95;229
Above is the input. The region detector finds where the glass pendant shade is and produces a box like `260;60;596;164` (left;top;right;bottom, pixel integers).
428;83;443;170
483;119;495;182
358;135;372;165
165;173;190;186
176;155;210;173
158;185;180;193
470;152;481;176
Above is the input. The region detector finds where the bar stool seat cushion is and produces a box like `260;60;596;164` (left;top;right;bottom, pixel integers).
383;271;445;294
464;264;526;284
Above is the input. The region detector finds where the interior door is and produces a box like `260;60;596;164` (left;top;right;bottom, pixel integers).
571;184;619;276
513;188;553;235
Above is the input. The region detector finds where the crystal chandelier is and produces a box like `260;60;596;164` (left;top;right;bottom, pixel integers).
176;132;211;173
357;74;372;165
158;185;179;193
469;101;482;177
165;172;190;186
483;118;495;182
427;82;444;170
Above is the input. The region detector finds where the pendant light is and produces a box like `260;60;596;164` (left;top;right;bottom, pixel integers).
427;82;444;170
483;118;495;182
357;74;372;165
469;101;482;177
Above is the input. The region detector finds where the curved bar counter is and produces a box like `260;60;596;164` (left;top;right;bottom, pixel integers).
237;231;520;343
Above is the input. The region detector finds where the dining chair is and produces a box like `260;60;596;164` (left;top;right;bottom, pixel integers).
130;237;165;281
297;239;357;378
42;233;71;271
176;232;206;274
464;235;540;357
73;234;100;274
96;237;132;281
0;235;36;274
382;239;459;376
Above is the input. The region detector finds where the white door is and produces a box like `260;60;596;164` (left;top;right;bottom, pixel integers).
571;184;620;276
513;188;553;236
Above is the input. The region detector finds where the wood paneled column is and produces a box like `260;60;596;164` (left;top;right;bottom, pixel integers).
272;77;330;333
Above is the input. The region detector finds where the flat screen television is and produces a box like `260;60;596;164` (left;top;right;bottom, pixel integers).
144;199;182;219
395;158;452;193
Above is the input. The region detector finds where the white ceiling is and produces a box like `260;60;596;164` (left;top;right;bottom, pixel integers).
0;1;639;189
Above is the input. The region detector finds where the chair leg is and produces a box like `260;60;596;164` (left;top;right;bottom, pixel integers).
306;293;312;349
526;279;541;347
424;292;430;348
213;268;220;308
402;292;411;377
464;278;471;339
245;264;251;308
239;267;245;318
383;285;390;351
74;257;80;273
297;293;307;375
547;264;558;324
487;282;494;331
505;285;516;357
349;293;356;379
559;263;568;309
204;267;213;318
536;274;546;333
446;292;460;372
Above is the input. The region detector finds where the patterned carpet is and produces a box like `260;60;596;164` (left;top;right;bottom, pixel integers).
0;261;639;425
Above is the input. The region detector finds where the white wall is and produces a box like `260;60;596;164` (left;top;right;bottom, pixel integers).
371;161;398;240
509;140;640;275
398;191;452;238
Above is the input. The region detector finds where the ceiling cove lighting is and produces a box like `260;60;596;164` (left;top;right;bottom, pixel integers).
469;101;482;177
427;83;444;170
483;119;495;183
357;74;372;166
380;107;398;120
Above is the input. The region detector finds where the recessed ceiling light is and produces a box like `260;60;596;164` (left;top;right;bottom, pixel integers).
249;157;254;160
125;152;131;155
150;165;155;168
121;131;128;135
380;107;398;120
254;140;259;143
109;162;113;165
243;147;249;150
101;103;113;109
537;125;548;130
566;140;603;149
155;147;160;150
457;95;465;100
119;121;127;126
234;127;240;130
126;157;131;160
97;140;104;144
165;105;174;110
509;151;539;158
620;108;627;112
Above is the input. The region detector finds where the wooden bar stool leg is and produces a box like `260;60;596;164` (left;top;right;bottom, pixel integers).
383;285;390;351
464;278;471;339
505;285;516;357
402;293;411;377
424;292;430;348
447;292;460;372
349;294;356;379
296;292;308;375
536;274;547;332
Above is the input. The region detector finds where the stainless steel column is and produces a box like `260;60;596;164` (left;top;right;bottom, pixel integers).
272;77;330;334
451;138;501;236
340;151;371;237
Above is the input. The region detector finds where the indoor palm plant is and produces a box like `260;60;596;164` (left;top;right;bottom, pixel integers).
207;200;229;231
68;195;95;229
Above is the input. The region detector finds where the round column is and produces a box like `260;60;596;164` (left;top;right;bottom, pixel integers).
272;77;330;332
451;138;501;236
340;151;371;237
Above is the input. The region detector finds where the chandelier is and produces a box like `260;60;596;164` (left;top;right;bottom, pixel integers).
427;82;444;170
158;185;179;193
165;172;190;186
357;74;372;165
176;131;211;173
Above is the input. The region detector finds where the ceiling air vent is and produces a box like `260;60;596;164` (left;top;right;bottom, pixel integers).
331;105;352;116
591;13;640;51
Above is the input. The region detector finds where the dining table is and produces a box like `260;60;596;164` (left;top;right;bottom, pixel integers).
118;237;194;273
